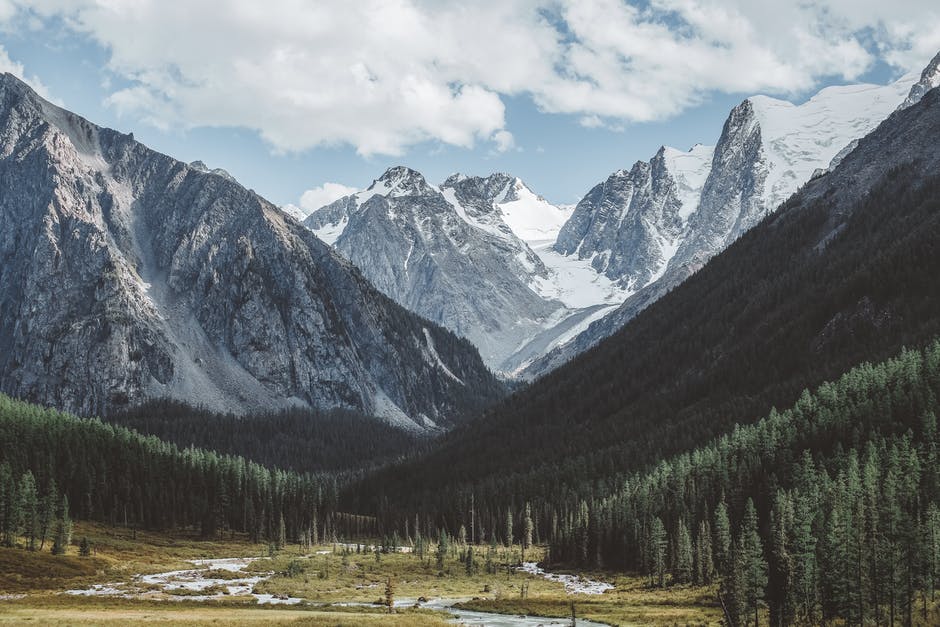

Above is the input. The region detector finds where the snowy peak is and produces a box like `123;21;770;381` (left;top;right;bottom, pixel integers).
554;153;685;291
899;50;940;110
440;172;572;244
745;74;914;211
660;143;714;220
369;165;436;198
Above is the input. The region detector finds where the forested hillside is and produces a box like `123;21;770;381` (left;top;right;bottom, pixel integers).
548;340;940;625
346;89;940;531
0;395;334;544
109;400;424;475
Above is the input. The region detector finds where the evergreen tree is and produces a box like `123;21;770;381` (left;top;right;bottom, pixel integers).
695;520;714;585
17;471;38;550
768;497;794;627
436;531;449;570
51;494;71;555
505;509;513;547
739;499;768;625
0;463;16;547
38;479;57;551
277;512;286;550
675;519;693;584
649;517;667;588
715;500;732;577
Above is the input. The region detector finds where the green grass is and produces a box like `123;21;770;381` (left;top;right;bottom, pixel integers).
0;522;729;625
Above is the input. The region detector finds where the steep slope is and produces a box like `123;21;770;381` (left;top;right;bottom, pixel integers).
346;85;940;516
527;59;936;378
441;173;573;245
304;167;563;370
554;146;708;291
0;73;501;428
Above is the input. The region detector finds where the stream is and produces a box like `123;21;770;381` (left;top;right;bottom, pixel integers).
64;557;614;626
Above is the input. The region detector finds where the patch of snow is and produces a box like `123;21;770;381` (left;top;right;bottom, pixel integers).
496;179;574;244
372;389;423;431
422;328;464;385
528;241;631;309
311;215;348;245
280;203;308;222
662;143;714;221
749;73;916;211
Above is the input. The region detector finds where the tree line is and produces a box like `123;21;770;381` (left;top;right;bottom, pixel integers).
543;341;940;625
346;161;940;533
0;394;340;545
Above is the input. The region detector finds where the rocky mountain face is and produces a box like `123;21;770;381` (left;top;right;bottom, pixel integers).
0;73;501;429
304;168;569;371
523;57;940;379
554;146;709;290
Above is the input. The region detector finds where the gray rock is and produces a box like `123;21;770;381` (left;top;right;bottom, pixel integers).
0;73;501;429
305;168;562;371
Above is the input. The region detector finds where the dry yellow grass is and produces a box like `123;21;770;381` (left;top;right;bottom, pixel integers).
0;522;730;626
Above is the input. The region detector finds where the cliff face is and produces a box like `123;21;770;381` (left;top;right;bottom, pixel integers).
0;73;501;429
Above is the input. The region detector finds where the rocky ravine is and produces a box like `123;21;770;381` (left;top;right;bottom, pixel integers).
0;73;502;429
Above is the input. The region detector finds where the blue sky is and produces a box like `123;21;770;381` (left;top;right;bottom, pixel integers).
1;1;938;208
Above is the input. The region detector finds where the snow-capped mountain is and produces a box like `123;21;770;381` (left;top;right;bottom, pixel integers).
304;168;566;370
0;73;502;429
279;203;308;222
304;168;624;372
554;145;712;291
523;55;940;379
440;173;573;244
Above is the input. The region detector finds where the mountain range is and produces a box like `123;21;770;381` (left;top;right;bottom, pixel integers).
300;52;940;380
0;72;501;430
350;72;940;518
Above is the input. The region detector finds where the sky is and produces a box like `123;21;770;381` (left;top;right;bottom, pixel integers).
0;1;938;210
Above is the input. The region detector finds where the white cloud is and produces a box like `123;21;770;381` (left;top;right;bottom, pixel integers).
0;44;54;100
491;129;516;153
7;0;940;155
299;182;359;213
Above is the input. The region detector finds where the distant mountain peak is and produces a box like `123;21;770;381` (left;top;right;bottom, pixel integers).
899;49;940;110
371;165;435;197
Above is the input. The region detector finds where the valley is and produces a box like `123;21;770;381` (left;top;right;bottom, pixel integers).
0;521;718;626
1;6;940;626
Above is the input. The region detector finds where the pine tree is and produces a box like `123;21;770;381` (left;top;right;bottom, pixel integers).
436;531;449;570
38;479;57;551
17;471;38;551
505;509;513;548
740;499;768;626
649;517;667;588
695;520;714;585
768;497;794;627
523;502;534;552
715;500;732;577
51;494;71;555
277;512;286;550
465;544;476;575
675;519;693;584
0;463;16;547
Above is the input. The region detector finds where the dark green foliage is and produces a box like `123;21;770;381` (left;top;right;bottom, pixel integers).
347;159;940;535
109;400;423;475
0;394;329;542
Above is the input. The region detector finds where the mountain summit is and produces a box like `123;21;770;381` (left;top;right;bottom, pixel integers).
0;73;501;428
